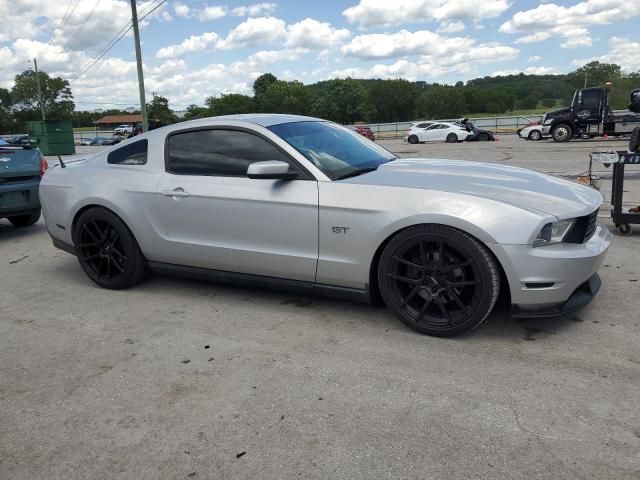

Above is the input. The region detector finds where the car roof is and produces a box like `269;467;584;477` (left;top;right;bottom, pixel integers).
186;113;323;128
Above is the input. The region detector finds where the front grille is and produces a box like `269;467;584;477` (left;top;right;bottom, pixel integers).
564;210;599;244
0;175;39;185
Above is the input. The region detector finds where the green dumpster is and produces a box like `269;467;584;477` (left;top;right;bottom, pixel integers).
26;120;75;155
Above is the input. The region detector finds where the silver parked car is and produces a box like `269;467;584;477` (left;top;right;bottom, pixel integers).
40;114;611;337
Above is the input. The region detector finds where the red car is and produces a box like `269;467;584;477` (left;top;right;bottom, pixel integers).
349;125;376;141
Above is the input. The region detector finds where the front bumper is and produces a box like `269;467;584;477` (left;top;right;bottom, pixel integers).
542;125;552;135
489;223;612;314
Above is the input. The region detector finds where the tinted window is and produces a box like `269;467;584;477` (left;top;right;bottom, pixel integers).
167;129;291;176
416;122;430;128
269;121;395;180
581;90;601;110
107;139;147;165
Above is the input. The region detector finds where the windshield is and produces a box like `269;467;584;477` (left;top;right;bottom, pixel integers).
268;121;395;180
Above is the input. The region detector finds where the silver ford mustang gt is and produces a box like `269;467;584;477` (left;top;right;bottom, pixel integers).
40;114;611;337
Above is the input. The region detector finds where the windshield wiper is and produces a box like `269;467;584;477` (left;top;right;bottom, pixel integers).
337;166;379;180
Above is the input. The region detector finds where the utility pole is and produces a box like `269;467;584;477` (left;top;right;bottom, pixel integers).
33;58;46;121
584;72;588;88
130;0;148;132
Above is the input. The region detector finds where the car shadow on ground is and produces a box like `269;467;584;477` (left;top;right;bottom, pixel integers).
0;220;47;243
48;254;584;342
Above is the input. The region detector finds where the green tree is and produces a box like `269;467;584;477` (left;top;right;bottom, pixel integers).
541;98;556;108
253;73;278;96
416;85;465;119
311;78;365;123
515;94;538;110
146;95;178;126
366;79;417;122
0;87;13;133
11;69;74;121
182;104;209;121
261;80;313;115
568;61;622;88
205;93;254;116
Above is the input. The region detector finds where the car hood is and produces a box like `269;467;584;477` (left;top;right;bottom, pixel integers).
344;158;602;218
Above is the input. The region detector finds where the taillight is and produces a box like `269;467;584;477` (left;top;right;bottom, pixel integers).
40;155;48;176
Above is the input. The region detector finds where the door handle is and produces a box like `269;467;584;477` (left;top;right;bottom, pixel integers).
161;188;190;198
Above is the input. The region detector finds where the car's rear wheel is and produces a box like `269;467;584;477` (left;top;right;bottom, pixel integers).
528;130;542;141
8;209;41;227
408;134;419;144
73;207;146;289
378;225;500;337
446;133;458;143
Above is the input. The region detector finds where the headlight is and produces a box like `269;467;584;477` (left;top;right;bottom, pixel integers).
533;219;576;247
543;118;553;125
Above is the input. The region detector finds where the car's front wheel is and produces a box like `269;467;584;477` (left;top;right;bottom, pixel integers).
528;130;542;141
378;225;500;337
8;209;41;227
73;207;146;289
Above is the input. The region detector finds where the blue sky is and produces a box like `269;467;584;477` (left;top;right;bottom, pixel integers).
1;0;639;110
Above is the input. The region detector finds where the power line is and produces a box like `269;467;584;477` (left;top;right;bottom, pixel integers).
70;0;167;82
66;0;104;50
46;0;74;47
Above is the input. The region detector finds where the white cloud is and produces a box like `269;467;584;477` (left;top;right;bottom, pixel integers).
156;32;220;59
528;55;542;62
217;16;286;49
437;21;466;34
491;66;558;76
173;3;190;18
343;0;509;26
231;3;278;17
341;29;517;62
201;5;227;21
572;37;640;72
500;0;638;49
332;43;519;81
285;18;350;50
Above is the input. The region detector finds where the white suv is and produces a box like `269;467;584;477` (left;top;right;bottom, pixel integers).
114;125;133;135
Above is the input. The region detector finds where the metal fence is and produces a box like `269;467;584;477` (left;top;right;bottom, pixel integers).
354;114;544;140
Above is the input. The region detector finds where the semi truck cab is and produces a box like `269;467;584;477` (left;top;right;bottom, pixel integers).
542;86;640;142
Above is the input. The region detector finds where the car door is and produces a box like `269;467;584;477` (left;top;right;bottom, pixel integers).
155;127;319;282
422;124;446;142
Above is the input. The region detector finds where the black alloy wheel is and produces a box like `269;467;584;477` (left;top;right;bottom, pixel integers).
408;134;419;144
378;225;500;336
73;207;146;289
446;133;458;143
528;130;542;141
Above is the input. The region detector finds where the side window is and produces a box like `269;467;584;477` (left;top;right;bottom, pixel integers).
581;90;601;110
426;124;440;130
107;139;148;165
167;129;292;176
416;122;430;128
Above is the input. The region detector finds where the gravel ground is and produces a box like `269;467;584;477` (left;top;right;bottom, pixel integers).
1;135;639;480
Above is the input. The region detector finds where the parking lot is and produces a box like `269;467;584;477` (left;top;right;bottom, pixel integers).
1;135;639;479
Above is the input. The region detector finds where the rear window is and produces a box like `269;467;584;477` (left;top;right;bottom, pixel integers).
107;139;148;165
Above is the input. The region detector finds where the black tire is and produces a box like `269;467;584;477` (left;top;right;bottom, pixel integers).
8;209;41;227
551;124;573;142
528;130;542;141
478;133;489;141
446;133;458;143
629;127;640;153
617;223;632;236
73;207;146;289
378;224;500;337
408;134;419;144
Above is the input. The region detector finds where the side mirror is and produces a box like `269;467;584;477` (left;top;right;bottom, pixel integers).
247;160;298;180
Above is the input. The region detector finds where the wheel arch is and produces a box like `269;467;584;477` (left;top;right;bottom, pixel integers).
70;201;140;246
367;222;511;306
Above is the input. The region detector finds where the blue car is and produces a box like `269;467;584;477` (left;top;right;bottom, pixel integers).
0;144;47;227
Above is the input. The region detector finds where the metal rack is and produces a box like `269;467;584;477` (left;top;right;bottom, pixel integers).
590;151;640;235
